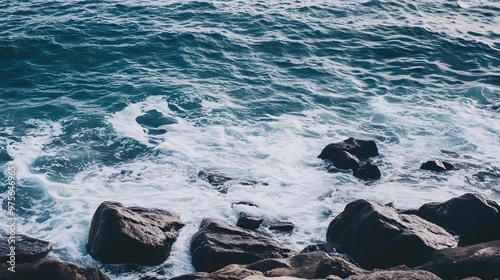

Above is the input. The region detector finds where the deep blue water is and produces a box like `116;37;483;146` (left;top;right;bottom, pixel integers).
1;0;499;278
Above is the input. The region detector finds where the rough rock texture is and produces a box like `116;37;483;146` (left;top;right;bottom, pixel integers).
300;243;335;254
237;212;263;230
318;138;379;162
420;160;457;172
346;269;441;280
191;218;296;272
419;240;500;280
87;201;184;265
0;259;110;280
353;163;381;180
250;251;365;279
417;193;500;245
211;264;264;280
326;199;457;269
268;221;294;232
244;277;309;280
0;234;52;263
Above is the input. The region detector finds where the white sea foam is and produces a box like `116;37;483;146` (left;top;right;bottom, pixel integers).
2;92;499;278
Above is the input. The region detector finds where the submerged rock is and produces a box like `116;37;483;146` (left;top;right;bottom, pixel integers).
0;259;110;280
318;138;379;161
87;201;184;265
0;234;52;263
417;193;500;245
190;218;296;272
420;160;457;171
326;199;457;269
318;138;381;180
353;162;381;180
419;240;500;280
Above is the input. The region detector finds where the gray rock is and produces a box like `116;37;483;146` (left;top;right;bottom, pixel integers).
346;268;441;280
237;212;263;230
420;160;457;172
0;234;52;263
190;218;296;272
417;193;500;245
87;201;184;265
419;240;500;280
326;199;457;269
0;259;110;280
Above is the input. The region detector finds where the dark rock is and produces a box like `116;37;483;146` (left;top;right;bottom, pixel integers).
327;150;362;170
326;199;457;269
87;201;184;265
269;221;294;232
353;162;381;180
231;201;259;208
0;259;110;280
315;255;367;278
346;268;441;280
190;218;296;272
318;138;379;161
170;272;212;280
198;171;233;187
237;212;263;230
419;240;500;280
0;234;52;263
247;251;365;279
300;243;335;254
191;219;296;272
416;193;500;245
420;160;457;171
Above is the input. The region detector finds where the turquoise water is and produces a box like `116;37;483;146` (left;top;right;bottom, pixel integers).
1;0;499;278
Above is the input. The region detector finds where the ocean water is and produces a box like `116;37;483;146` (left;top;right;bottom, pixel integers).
0;0;499;278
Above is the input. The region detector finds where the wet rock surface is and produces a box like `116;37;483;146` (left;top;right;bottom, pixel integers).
326;199;457;269
0;234;52;263
87;201;184;265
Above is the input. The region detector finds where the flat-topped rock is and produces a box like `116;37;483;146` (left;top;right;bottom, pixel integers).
0;234;52;263
190;218;296;272
0;259;110;280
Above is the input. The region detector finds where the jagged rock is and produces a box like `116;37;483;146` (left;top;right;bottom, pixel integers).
191;218;296;272
87;201;184;265
212;264;264;280
326;199;457;269
346;268;441;280
419;240;500;280
318;138;379;162
237;212;263;230
0;234;52;263
353;162;381;180
269;221;294;232
417;193;500;245
420;160;457;172
0;259;110;280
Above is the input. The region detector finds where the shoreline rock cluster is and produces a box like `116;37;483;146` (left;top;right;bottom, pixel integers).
2;138;496;280
3;192;499;280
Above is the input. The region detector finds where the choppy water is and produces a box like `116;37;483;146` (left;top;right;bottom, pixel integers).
1;0;499;278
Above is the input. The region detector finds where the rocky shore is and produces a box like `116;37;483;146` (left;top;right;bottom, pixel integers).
2;139;499;279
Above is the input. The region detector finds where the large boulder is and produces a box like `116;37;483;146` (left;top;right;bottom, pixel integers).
0;234;52;263
87;201;184;265
416;193;500;245
0;259;110;280
190;218;296;272
318;138;379;162
326;199;457;269
419;240;500;280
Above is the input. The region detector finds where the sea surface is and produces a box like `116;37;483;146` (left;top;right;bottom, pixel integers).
0;0;499;278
